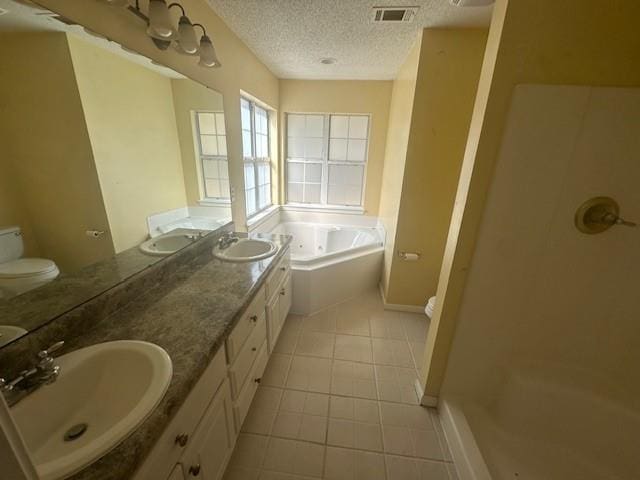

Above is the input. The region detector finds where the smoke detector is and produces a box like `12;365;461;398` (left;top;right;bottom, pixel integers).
370;6;418;23
449;0;494;6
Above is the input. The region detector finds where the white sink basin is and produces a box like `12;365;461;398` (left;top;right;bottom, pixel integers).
0;325;27;348
11;340;172;480
213;238;277;262
139;231;199;256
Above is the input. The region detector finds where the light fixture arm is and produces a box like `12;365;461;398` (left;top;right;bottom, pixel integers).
168;3;186;16
192;23;207;37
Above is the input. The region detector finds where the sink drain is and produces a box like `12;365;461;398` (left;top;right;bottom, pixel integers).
64;423;88;442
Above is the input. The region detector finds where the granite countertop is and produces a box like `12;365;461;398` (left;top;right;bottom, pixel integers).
67;233;291;480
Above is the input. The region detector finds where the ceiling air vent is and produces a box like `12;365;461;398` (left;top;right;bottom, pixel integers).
371;6;418;24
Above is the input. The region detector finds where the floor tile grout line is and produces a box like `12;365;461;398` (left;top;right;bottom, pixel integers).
237;432;454;465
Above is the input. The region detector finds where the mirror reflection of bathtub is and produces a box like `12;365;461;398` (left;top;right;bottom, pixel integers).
270;221;384;315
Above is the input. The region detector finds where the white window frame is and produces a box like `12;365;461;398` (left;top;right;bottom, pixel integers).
285;112;370;210
193;110;230;204
242;97;273;218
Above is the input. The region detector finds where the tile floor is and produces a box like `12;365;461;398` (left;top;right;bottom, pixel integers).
224;289;458;480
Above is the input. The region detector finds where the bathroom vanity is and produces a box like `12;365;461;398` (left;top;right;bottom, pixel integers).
134;245;292;480
0;231;292;480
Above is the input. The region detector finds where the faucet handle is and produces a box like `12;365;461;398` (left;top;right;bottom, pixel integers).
37;341;65;360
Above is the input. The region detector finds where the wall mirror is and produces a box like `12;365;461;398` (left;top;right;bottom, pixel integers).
0;0;232;347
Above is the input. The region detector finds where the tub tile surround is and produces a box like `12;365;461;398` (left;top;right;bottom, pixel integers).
0;228;293;480
225;289;457;480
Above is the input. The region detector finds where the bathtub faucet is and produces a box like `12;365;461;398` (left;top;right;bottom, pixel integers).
217;232;239;249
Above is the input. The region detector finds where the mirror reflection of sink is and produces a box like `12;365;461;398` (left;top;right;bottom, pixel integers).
11;340;172;480
213;238;277;262
0;325;28;348
139;231;202;256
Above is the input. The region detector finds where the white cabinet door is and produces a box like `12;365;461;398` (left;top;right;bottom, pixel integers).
279;273;292;327
180;380;235;480
167;464;186;480
266;292;281;353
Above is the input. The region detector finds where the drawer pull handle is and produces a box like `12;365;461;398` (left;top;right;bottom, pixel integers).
254;377;261;384
189;464;201;476
251;347;257;352
280;288;286;296
250;315;258;323
175;433;189;447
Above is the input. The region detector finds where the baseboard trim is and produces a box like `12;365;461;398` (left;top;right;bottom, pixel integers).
420;392;439;407
378;283;426;313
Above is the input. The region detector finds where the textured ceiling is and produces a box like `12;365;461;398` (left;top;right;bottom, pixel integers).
206;0;493;80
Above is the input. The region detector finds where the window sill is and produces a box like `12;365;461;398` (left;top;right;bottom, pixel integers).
283;203;365;215
247;204;280;230
198;199;232;207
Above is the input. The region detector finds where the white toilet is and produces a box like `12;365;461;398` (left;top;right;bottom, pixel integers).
0;226;60;298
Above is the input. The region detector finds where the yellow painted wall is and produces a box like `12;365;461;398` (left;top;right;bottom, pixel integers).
385;29;487;306
0;33;114;272
424;0;640;399
67;35;188;252
0;165;40;258
278;80;393;215
37;0;280;231
171;79;225;205
378;35;423;296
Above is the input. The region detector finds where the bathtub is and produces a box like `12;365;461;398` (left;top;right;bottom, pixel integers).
270;221;384;315
440;365;640;480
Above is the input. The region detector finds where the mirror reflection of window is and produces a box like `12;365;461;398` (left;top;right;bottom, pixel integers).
241;97;273;217
194;111;230;202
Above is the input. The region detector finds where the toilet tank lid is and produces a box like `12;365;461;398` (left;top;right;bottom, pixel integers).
0;226;20;236
0;258;58;278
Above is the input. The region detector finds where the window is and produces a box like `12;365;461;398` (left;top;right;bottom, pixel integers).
286;113;369;207
194;111;230;201
241;97;272;217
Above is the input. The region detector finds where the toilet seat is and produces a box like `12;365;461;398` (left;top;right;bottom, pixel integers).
0;258;58;279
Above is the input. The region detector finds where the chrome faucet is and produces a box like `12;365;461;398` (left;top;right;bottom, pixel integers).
217;232;239;249
184;231;206;241
0;341;64;407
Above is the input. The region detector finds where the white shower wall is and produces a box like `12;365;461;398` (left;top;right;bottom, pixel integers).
442;84;640;408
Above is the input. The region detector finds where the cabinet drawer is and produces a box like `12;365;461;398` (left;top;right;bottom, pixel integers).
228;312;267;398
226;285;266;362
233;340;268;431
265;249;290;301
133;346;227;480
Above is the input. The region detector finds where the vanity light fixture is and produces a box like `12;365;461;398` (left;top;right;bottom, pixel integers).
114;0;222;68
194;23;222;68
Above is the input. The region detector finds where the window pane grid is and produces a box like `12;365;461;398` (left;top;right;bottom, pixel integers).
286;113;369;207
195;111;230;201
242;98;272;217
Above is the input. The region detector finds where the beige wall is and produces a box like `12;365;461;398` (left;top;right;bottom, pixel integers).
0;166;40;258
384;29;487;306
378;35;423;296
424;0;640;400
68;36;187;252
0;33;114;272
278;80;393;215
378;30;486;306
171;79;225;205
37;0;280;231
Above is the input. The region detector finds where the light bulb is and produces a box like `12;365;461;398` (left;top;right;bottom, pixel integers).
198;35;221;68
147;0;177;40
176;15;198;54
